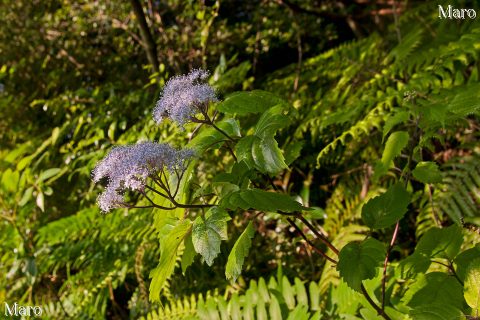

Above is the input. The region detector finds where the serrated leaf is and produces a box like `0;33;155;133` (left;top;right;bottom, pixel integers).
192;207;231;266
220;189;306;213
181;233;196;274
217;90;287;115
149;219;192;301
361;182;410;229
465;258;480;311
337;238;385;291
188;118;240;152
236;106;290;175
225;221;254;282
404;273;464;310
374;131;409;180
397;252;431;279
415;225;463;260
412;161;442;184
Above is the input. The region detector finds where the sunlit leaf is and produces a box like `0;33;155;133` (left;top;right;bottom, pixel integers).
225;221;254;281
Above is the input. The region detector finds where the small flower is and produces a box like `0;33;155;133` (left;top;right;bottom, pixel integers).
153;69;217;127
92;141;195;212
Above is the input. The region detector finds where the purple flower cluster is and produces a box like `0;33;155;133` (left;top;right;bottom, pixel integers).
153;69;217;127
92;142;194;212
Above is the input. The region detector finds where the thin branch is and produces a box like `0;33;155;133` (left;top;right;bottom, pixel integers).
431;260;463;285
287;218;337;264
296;214;339;255
381;221;400;311
361;284;392;320
145;185;170;200
211;122;236;142
121;203;172;210
129;0;159;72
173;168;186;198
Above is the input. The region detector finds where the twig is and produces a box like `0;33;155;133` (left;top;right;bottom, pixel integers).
431;260;463;285
287;218;337;264
361;284;392;320
296;214;338;255
381;221;400;311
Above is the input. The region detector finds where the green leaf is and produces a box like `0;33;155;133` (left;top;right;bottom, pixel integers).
217;90;287;115
373;131;409;180
221;189;306;213
412;162;442;184
454;245;480;282
181;233;196;274
192;207;231;266
188;118;240;152
361;183;410;229
37;168;61;183
383;111;409;141
254;105;290;138
448;83;480;116
213;160;252;187
19;186;34;206
465;258;480;311
404;273;464;310
337;238;385;291
149;219;192;301
415;225;463;260
51;127;60;145
225;221;255;282
409;304;463;320
284;141;304;166
1;169;19;193
236;105;290;175
397;252;431;279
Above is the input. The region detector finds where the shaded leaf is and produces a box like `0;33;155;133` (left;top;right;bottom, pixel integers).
361;183;410;229
405;273;464;310
412;162;442;184
337;238;385;291
221;189;306;213
409;304;463;320
415;225;463;260
217;90;287;115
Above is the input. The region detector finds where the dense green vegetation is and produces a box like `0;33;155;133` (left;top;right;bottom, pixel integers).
1;1;480;319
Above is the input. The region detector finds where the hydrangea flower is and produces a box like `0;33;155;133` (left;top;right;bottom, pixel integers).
92;141;195;212
153;69;217;127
